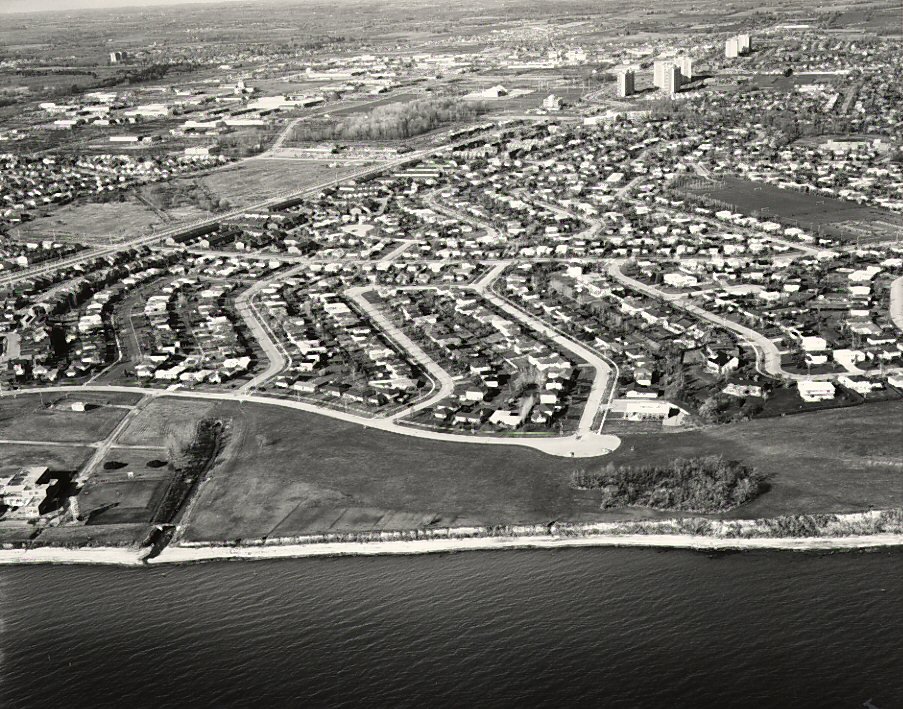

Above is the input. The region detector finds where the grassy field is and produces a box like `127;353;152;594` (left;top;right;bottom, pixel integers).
192;159;368;208
116;397;214;448
0;442;93;474
601;400;903;519
152;396;903;542
31;523;151;548
4;392;899;543
9;198;165;243
0;395;131;443
78;472;171;525
682;176;903;242
177;398;598;542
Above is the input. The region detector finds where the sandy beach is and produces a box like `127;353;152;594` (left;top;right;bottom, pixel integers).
148;532;903;564
0;546;145;566
4;531;902;567
4;507;902;567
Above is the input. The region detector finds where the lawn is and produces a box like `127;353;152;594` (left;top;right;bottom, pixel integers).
178;397;600;542
78;475;171;525
32;523;151;548
169;395;903;542
603;400;903;519
4;392;898;540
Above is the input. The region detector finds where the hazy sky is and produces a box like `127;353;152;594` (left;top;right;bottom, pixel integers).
0;0;242;13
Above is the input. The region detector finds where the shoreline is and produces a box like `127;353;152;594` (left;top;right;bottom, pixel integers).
2;531;902;567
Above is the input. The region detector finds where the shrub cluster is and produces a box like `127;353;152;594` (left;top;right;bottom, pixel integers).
572;455;766;512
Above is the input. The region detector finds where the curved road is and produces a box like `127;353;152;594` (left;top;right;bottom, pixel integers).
609;260;903;382
345;286;457;420
890;275;903;332
474;262;617;438
0;383;618;458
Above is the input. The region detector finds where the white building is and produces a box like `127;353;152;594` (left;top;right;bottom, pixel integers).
800;335;828;352
797;380;836;402
726;34;752;58
543;94;562;111
617;69;636;98
725;37;739;59
1;466;50;518
653;60;672;89
661;63;681;95
675;56;693;82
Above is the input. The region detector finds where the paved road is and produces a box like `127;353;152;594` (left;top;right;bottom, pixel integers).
608;259;793;379
74;398;149;484
890;275;903;332
0;438;98;448
0;129;509;289
422;192;503;240
608;260;903;382
345;286;457;420
0;383;619;458
474;262;618;438
235;266;308;393
379;240;417;261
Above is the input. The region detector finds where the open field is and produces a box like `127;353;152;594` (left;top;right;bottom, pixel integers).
30;523;150;548
78;471;171;525
145;395;903;543
116;397;214;448
681;176;903;242
0;442;93;474
0;395;131;443
178;398;600;542
78;448;173;525
603;400;903;519
190;159;371;208
8;198;165;243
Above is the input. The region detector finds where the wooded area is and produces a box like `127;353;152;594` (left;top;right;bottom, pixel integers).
290;97;488;142
572;455;766;512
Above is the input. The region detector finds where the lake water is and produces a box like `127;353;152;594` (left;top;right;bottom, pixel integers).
1;548;901;708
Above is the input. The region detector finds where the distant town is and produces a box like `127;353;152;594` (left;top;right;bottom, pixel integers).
1;0;901;560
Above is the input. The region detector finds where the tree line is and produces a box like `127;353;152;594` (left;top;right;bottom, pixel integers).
291;97;488;143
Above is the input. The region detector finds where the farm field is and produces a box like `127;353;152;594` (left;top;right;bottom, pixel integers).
682;176;903;241
326;91;422;117
162;396;903;542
